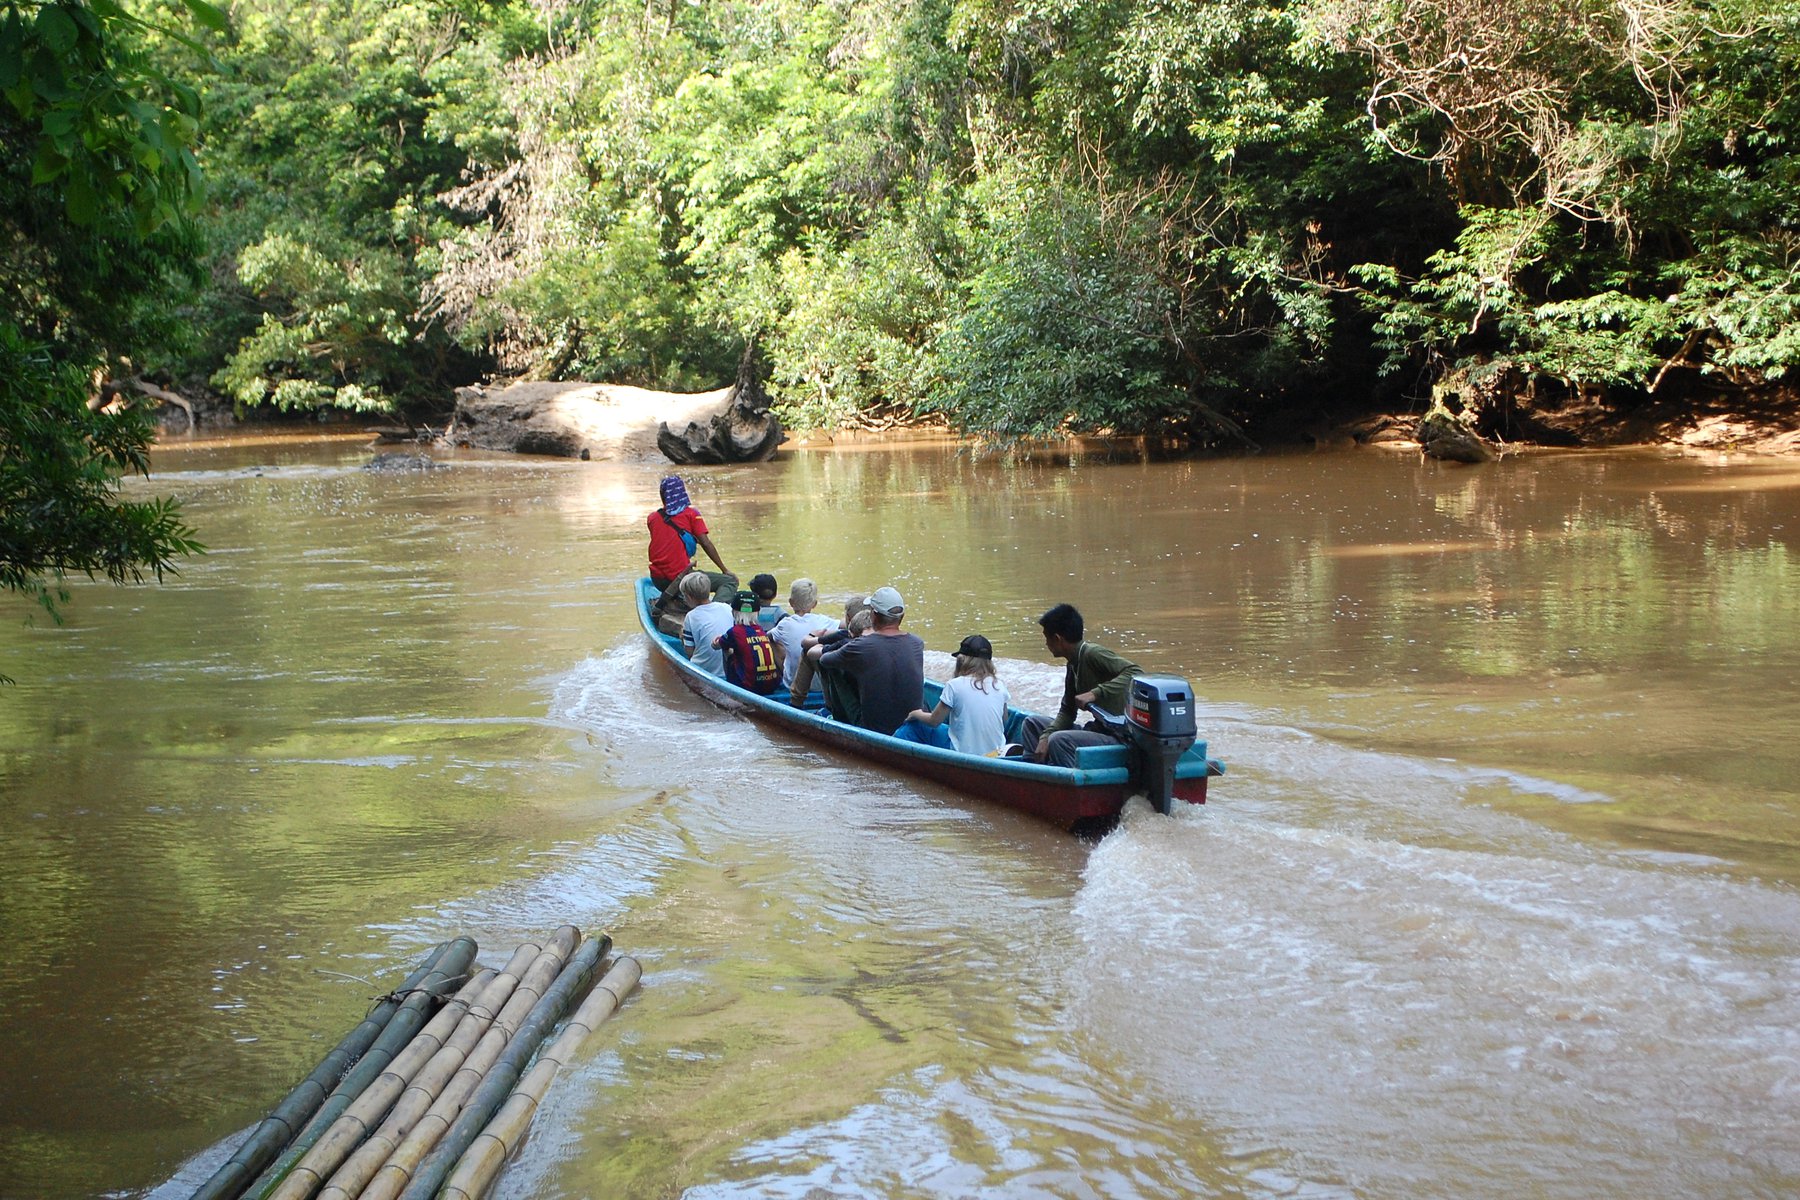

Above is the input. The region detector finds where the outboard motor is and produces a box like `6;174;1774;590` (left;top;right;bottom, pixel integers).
1087;675;1198;815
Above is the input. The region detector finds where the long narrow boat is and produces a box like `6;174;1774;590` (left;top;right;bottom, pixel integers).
635;578;1223;831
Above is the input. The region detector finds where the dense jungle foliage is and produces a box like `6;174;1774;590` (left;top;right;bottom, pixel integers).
2;0;210;623
174;0;1800;444
4;0;1800;611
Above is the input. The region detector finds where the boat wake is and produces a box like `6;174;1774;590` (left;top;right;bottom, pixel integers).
540;638;1800;1199
1073;740;1800;1198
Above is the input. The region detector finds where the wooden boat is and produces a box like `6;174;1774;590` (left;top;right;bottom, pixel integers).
635;579;1223;831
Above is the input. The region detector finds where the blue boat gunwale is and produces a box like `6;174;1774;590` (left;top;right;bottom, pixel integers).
634;577;1215;789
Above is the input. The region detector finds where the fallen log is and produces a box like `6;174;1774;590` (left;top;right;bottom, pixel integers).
128;378;197;429
89;376;199;428
657;343;784;464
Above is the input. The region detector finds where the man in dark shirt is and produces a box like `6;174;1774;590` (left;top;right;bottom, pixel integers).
1020;602;1143;767
816;586;925;734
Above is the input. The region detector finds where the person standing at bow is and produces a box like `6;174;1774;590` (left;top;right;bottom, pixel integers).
648;475;736;609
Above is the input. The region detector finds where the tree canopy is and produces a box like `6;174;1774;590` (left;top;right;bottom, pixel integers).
10;0;1800;461
1;0;210;637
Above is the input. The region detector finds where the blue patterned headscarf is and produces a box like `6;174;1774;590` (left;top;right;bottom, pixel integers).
660;476;690;516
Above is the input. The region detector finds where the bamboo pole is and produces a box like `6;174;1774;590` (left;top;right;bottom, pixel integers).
352;935;597;1200
392;936;612;1200
315;928;580;1200
347;935;586;1200
358;935;604;1200
306;957;537;1200
263;959;506;1200
246;939;480;1200
437;955;642;1200
184;942;454;1200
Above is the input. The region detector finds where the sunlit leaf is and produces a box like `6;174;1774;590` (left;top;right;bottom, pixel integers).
178;0;230;34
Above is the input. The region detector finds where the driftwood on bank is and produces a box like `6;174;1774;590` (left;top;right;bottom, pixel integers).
447;351;784;464
89;376;198;429
1417;407;1498;463
655;346;785;464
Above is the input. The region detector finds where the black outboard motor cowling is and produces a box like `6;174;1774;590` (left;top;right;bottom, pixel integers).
1125;675;1198;814
1088;674;1198;815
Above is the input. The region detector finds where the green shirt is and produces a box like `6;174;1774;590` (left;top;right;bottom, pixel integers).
1050;641;1142;733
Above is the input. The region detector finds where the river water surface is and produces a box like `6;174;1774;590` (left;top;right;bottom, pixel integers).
1;434;1797;1199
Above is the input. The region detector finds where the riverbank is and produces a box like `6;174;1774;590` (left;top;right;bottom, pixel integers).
1329;374;1800;457
150;378;1800;457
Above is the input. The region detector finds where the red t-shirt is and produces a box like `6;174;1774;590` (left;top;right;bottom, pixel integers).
647;506;707;581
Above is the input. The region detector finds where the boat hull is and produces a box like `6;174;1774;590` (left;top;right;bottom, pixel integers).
635;579;1216;829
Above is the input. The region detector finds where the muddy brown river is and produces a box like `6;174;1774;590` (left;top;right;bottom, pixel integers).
1;433;1796;1199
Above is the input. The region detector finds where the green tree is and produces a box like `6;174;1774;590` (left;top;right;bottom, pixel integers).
120;0;1800;441
194;0;508;413
0;0;212;638
1332;0;1800;400
929;162;1185;439
418;0;725;385
0;327;201;625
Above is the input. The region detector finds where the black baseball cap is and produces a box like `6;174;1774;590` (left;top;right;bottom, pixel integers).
733;590;759;614
956;635;993;659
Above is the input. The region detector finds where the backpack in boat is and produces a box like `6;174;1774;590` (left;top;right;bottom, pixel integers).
721;622;781;694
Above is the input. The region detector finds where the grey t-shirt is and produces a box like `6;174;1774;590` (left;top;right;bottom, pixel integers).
818;631;925;733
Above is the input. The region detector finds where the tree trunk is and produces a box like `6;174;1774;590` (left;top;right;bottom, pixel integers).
656;342;786;464
1417;407;1497;463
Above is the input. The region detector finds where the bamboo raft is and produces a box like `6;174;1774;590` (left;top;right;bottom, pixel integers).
183;930;640;1200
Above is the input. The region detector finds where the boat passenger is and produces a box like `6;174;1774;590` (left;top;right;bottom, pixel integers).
1019;603;1143;768
678;572;735;677
718;590;782;694
814;586;924;734
786;594;870;706
770;578;836;691
896;635;1011;755
748;573;784;631
793;608;872;714
648;476;736;611
655;569;706;637
829;593;870;630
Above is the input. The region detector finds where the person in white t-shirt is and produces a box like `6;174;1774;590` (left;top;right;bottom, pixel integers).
897;635;1011;755
769;578;837;691
677;572;735;677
